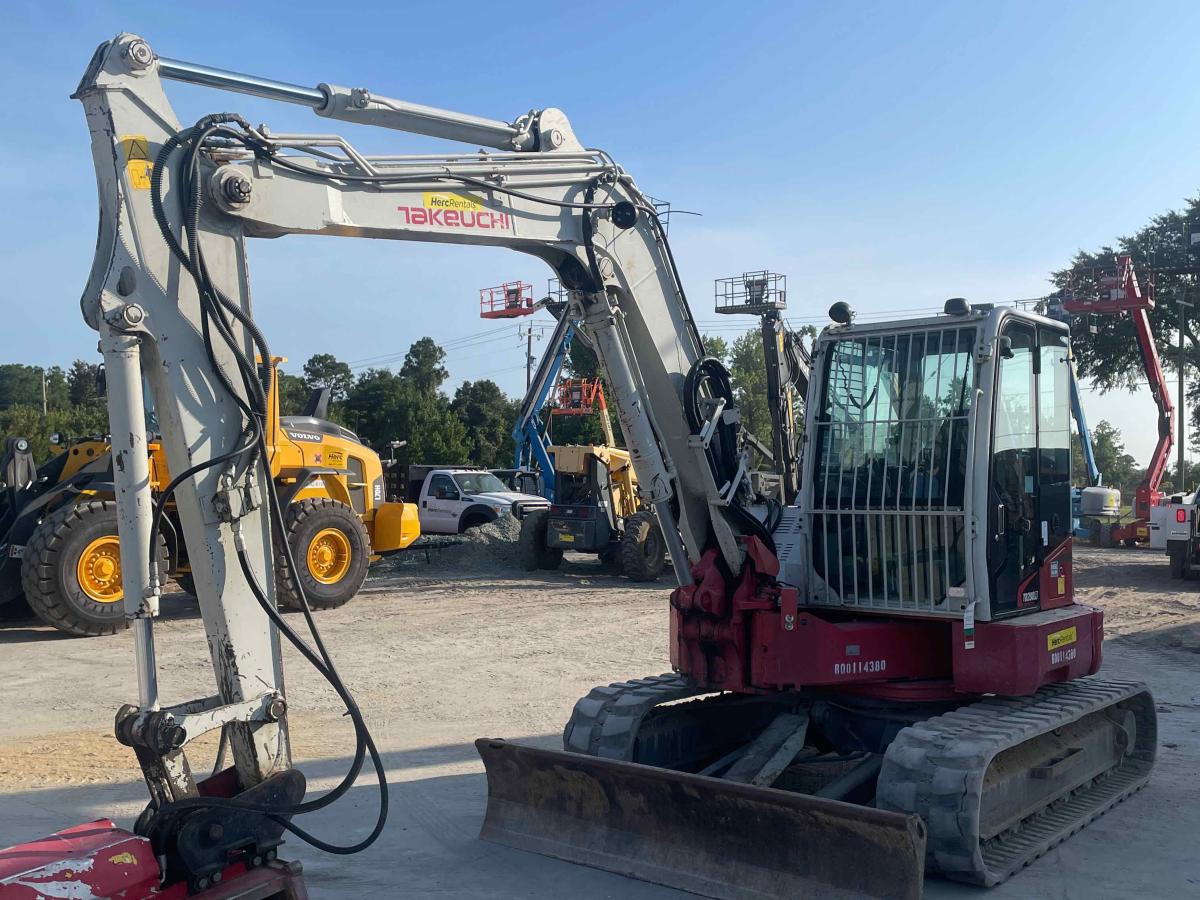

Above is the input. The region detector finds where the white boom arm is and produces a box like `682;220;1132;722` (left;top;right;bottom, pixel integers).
74;32;757;813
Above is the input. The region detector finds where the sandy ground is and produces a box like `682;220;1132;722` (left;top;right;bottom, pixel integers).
1;543;1198;898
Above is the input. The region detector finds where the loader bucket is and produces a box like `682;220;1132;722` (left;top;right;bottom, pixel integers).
476;739;926;900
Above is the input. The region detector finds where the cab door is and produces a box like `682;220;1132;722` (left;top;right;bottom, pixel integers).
423;473;461;533
987;321;1073;617
988;322;1040;615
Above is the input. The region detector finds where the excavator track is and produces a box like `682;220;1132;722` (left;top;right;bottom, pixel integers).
878;678;1156;886
562;673;705;759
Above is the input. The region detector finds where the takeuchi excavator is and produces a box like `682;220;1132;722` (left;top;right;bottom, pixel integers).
0;34;1155;900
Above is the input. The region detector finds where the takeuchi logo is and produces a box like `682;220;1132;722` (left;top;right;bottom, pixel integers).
398;205;512;230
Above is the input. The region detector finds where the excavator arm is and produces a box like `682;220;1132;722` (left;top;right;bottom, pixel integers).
27;31;774;897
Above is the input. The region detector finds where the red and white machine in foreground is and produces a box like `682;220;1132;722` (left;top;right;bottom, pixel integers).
1;34;1155;900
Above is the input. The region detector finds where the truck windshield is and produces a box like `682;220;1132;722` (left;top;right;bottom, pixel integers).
453;472;508;494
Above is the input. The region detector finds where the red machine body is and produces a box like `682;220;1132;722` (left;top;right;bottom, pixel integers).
1063;255;1173;538
0;820;307;900
670;537;1103;702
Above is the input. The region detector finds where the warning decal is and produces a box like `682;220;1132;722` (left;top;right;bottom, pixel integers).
120;135;153;190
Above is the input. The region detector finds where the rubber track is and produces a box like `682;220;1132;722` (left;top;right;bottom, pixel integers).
562;674;704;759
877;678;1155;886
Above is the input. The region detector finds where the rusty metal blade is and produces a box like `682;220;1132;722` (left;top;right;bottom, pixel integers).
476;739;926;900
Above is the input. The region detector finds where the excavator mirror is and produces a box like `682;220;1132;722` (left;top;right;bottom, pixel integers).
48;433;63;446
998;335;1014;359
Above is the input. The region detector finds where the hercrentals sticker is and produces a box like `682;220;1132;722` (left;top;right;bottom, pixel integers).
423;192;485;211
1047;626;1077;651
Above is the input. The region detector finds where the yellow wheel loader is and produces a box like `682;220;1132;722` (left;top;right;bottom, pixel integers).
0;359;418;636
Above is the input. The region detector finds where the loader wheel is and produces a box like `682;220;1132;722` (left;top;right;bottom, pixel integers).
21;500;167;638
619;511;666;582
173;572;197;596
518;510;563;571
276;498;370;611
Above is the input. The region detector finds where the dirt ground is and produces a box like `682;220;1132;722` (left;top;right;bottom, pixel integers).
1;543;1198;898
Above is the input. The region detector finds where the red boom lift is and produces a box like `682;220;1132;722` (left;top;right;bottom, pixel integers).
1063;254;1173;544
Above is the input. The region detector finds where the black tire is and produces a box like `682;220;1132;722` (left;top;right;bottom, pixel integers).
1169;550;1186;579
619;510;666;582
173;572;197;596
21;500;167;638
276;498;370;611
518;509;563;571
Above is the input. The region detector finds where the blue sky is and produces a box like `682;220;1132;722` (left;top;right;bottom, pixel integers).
2;1;1197;465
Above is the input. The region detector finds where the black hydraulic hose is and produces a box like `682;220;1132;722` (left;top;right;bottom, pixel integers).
138;117;388;855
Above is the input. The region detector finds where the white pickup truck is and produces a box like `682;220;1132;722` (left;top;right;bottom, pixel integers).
390;464;548;536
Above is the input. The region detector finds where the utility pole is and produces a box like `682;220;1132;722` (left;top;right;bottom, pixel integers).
41;368;47;416
1181;296;1193;491
526;322;534;391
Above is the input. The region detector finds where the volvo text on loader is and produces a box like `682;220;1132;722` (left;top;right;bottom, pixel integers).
0;35;1155;900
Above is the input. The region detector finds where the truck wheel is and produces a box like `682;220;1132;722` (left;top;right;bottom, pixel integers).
1169;550;1186;579
173;572;197;596
518;510;562;571
276;498;369;611
619;511;666;582
20;500;167;638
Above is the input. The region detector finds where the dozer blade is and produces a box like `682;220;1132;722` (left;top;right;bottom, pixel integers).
476;739;926;900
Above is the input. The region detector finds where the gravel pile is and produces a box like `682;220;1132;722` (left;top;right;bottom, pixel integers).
381;515;523;575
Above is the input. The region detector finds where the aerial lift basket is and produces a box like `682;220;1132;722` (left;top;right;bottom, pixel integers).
480;281;536;319
476;739;926;900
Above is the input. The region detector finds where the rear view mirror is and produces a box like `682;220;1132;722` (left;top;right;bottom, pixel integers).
998;336;1014;359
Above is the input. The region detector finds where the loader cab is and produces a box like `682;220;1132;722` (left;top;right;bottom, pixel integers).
799;306;1072;623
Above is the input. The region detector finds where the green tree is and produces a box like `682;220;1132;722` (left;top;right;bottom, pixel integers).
67;360;102;407
341;339;471;464
728;330;770;442
400;337;449;393
703;334;729;364
1057;193;1200;430
276;372;310;417
301;353;354;404
1079;419;1139;495
0;403;109;462
44;366;69;411
0;364;46;410
452;379;518;467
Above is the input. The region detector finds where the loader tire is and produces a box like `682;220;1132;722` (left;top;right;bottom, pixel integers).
173;572;197;596
619;511;666;582
21;500;167;638
276;498;370;611
518;510;562;571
